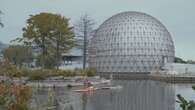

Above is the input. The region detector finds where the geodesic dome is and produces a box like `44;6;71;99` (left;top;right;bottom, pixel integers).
88;11;175;74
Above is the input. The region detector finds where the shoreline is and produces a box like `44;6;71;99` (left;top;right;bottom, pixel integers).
1;72;195;87
0;75;111;87
100;73;195;83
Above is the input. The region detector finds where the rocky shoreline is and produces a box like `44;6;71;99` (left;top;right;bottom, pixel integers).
0;76;111;87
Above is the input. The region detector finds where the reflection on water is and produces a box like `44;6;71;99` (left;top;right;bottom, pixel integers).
86;80;175;110
32;80;177;110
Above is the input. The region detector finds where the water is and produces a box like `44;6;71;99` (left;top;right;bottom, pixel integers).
31;80;195;110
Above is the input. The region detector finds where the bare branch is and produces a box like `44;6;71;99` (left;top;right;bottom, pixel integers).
74;14;96;69
0;10;4;27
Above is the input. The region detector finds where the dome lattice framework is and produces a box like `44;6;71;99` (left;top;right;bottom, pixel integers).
88;11;175;74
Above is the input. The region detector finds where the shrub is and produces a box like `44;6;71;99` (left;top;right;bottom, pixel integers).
85;68;96;76
0;61;18;77
0;61;97;80
56;69;76;77
27;69;50;80
36;54;57;69
0;82;32;110
74;68;85;76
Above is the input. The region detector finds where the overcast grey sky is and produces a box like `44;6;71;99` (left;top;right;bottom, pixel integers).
0;0;195;60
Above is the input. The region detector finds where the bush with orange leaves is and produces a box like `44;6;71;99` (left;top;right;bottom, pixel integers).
0;82;32;110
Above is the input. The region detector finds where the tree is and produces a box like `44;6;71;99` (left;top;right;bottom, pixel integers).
36;54;57;69
186;60;195;64
2;45;33;68
174;57;195;64
22;12;75;69
49;15;75;69
74;14;95;69
0;10;3;27
177;86;195;110
174;57;187;64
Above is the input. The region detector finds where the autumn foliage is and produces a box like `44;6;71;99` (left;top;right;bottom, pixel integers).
0;82;32;110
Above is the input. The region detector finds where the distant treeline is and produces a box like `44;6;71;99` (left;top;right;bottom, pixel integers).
174;57;195;64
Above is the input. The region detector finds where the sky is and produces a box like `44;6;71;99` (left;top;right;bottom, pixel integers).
0;0;195;60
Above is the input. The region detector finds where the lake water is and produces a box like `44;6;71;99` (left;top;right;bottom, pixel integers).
32;80;195;110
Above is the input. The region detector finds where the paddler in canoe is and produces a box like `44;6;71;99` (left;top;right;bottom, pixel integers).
73;86;97;92
73;78;97;92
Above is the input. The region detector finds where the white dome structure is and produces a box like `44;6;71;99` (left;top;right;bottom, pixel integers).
88;11;175;74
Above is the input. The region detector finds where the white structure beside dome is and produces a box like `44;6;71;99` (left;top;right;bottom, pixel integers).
88;11;175;74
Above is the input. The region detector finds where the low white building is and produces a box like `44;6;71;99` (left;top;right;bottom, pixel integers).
60;48;83;69
163;63;195;74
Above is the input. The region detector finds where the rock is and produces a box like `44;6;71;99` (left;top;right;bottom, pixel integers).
46;76;64;80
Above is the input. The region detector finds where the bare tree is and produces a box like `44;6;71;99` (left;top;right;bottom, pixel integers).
0;10;3;27
74;14;95;69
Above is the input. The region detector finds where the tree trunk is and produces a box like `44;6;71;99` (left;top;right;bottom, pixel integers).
56;38;60;70
56;33;62;70
83;22;87;69
42;36;46;68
